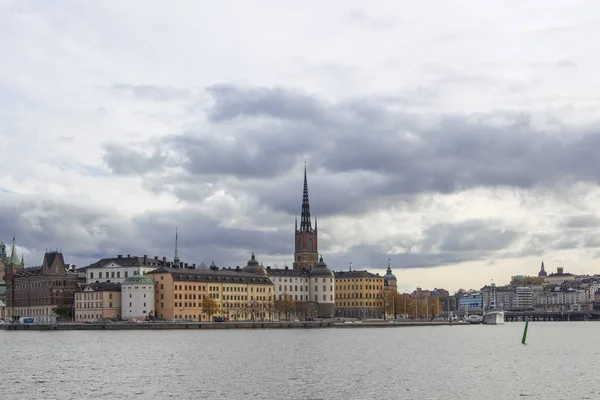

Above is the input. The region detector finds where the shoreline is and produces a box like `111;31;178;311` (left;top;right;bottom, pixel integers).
0;320;469;331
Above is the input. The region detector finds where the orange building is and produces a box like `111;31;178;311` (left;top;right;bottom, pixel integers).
74;282;121;322
147;265;274;321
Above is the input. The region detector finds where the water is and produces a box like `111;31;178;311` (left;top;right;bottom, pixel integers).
0;322;598;399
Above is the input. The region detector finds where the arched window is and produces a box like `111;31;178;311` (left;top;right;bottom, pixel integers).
308;238;313;252
297;238;302;251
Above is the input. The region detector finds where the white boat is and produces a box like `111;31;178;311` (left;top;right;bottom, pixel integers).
482;282;505;325
482;310;504;325
466;314;483;324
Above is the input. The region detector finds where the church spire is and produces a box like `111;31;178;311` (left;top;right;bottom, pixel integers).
9;237;20;265
300;163;312;232
174;227;180;268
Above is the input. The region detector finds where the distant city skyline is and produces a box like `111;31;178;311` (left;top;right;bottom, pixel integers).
2;1;600;292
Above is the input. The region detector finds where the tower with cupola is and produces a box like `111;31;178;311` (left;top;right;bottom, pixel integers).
293;165;319;271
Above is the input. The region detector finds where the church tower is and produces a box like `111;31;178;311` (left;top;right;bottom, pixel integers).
293;165;318;271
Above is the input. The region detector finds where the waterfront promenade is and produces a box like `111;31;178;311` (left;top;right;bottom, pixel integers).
0;320;467;331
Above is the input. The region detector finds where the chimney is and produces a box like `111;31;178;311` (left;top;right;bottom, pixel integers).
154;256;158;260
162;256;166;267
143;255;147;265
117;255;122;259
236;266;241;272
193;263;196;268
558;267;564;274
285;266;288;271
127;254;131;258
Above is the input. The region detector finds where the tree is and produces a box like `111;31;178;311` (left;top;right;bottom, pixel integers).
275;294;295;320
202;296;219;321
295;301;310;320
378;290;395;318
53;306;71;319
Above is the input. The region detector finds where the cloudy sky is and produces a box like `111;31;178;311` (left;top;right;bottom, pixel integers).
2;0;600;292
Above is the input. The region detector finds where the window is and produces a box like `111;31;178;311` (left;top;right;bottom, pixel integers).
129;303;132;307
109;294;113;300
109;302;113;308
99;272;103;279
117;271;120;278
323;295;326;301
144;294;146;298
90;272;94;279
125;271;128;278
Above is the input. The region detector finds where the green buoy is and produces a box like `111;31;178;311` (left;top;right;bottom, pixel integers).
521;318;529;345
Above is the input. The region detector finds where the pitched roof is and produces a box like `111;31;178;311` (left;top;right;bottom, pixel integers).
84;282;121;292
266;267;309;277
334;270;383;279
148;267;274;285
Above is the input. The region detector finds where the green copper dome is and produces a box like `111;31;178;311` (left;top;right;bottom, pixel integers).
243;252;267;276
383;262;396;282
309;255;334;277
122;274;154;285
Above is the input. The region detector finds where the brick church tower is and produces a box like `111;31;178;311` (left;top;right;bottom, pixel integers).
293;166;319;271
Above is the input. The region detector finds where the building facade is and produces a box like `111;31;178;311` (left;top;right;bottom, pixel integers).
74;282;121;322
121;275;156;320
147;265;274;321
266;257;335;318
5;251;78;322
334;270;385;319
293;166;319;271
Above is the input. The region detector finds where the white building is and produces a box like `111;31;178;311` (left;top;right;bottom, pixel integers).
0;299;5;320
516;287;533;309
82;255;165;285
266;266;310;302
265;255;335;318
121;274;155;320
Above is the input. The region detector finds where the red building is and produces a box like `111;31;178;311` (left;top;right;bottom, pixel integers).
5;249;78;322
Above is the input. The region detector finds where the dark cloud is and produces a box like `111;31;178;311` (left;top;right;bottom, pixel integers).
111;84;191;101
2;191;598;273
561;214;600;229
0;193;291;270
102;144;168;175
103;83;600;219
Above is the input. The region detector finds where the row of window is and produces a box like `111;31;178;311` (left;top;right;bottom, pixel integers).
335;292;383;299
335;301;380;307
172;284;271;293
90;271;139;279
336;285;383;291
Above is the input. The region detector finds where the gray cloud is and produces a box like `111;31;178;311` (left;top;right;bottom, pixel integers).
104;83;600;217
111;84;191;101
2;191;598;274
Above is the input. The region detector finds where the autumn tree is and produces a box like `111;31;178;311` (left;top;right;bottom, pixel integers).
202;296;219;321
275;294;295;321
295;301;310;321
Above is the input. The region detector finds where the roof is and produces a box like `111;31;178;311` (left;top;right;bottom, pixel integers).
13;266;77;278
266;267;309;277
122;275;155;285
334;270;383;279
309;256;334;277
242;253;267;276
84;282;121;292
0;299;5;307
82;255;164;270
147;267;274;285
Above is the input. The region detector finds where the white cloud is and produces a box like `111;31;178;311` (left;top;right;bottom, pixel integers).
2;1;600;292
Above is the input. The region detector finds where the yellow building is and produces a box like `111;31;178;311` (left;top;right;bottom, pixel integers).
334;270;385;319
74;282;121;322
147;264;274;321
